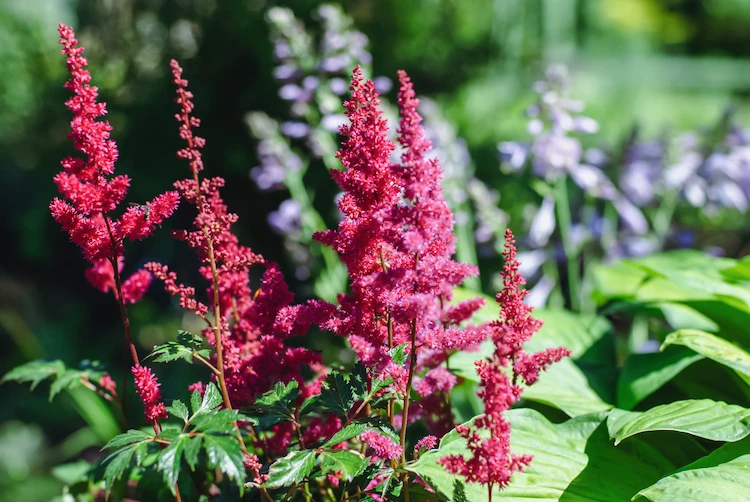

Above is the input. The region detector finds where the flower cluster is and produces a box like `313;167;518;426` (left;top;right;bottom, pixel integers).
131;364;168;423
147;60;322;419
50;24;179;302
440;229;569;491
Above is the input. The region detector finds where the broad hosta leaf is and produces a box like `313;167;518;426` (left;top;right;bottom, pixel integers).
410;408;697;501
522;358;613;417
634;455;750;501
448;304;614;417
657;303;719;332
264;449;317;489
592;261;648;301
617;348;704;410
720;256;750;282
320;450;369;482
611;399;750;445
662;329;750;380
669;436;750;476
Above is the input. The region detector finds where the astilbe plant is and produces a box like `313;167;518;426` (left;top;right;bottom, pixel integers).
2;24;569;502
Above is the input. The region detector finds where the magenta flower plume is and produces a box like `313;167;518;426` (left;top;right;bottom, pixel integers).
131;365;168;422
147;60;320;418
292;68;487;437
51;24;178;300
360;430;403;460
439;229;570;492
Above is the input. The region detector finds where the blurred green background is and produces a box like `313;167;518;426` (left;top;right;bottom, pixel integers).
2;0;750;499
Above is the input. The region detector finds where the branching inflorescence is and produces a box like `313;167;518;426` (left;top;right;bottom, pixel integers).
41;24;568;501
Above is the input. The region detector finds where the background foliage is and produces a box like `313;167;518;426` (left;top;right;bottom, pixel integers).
3;0;750;500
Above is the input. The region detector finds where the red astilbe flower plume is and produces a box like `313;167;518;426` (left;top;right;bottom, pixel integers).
439;229;570;492
148;60;320;414
51;24;179;299
131;365;168;422
282;68;489;438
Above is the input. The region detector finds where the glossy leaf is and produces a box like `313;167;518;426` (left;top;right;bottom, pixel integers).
612;399;750;445
662;329;750;379
264;449;317;489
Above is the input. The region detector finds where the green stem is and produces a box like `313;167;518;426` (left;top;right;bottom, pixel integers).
554;177;580;311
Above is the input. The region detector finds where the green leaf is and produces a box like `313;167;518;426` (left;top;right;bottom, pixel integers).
389;343;409;366
662;329;750;380
51;460;92;485
634;455;750;501
193;409;254;434
252;381;299;427
102;441;149;491
49;369;85;400
183;436;202;471
320;450;368;482
448;308;614;417
657;303;719;332
264;449;317;489
617;347;704;410
157;434;189;488
521;358;613;417
191;383;223;421
410;408;701;501
1;360;65;391
203;435;246;484
592;261;648;301
167;400;189;422
720;256;750;282
147;331;209;364
669;436;750;476
612;399;750;445
320;371;357;417
322;419;398;448
102;430;153;450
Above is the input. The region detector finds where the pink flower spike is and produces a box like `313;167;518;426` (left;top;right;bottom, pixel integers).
360;430;403;460
414;435;438;456
131;365;168;422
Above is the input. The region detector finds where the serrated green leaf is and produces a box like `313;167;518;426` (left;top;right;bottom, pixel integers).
190;383;223;422
157;434;189;489
102;442;149;491
320;450;368;482
351;364;368;396
183;436;203;471
167;400;189;422
612;399;750;445
299;395;322;416
322;418;398;448
320;371;356;417
193;409;253;434
190;387;202;415
634;455;750;501
102;430;153;451
264;449;317;489
1;360;65;391
203;435;246;485
662;329;750;380
389;343;409;366
49;369;84;400
252;381;299;427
